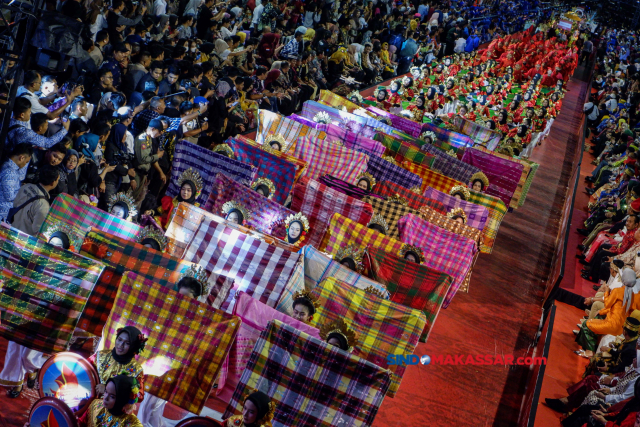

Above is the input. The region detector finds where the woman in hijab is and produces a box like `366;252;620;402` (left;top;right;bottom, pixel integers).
101;123;132;211
159;168;202;228
51;148;84;199
224;391;274;427
78;374;143;427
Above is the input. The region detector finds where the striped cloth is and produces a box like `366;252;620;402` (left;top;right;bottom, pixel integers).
257;109;324;149
452;116;502;148
300;100;395;138
373;132;435;168
222;319;391;427
226;137;297;204
183;217;301;314
43;193;142;240
367;106;423;137
520;160;539;207
366;154;423;190
291;177;374;248
203;173;294;238
318;89;378;116
423;187;489;231
362;195;422;239
467;190;508;254
461;147;525;208
78;230;197;337
322;213;405;258
419;142;482;184
102;271;239;414
318;175;371;200
402;160;465;193
366;246;453;342
0;224;103;353
372;180;447;215
166;140;257;206
419;122;475;148
398;214;478;308
233;134;308;182
310;277;426;397
293;136;370;184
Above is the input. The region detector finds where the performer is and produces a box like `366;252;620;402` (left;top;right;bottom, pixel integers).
137;226;168;252
469;172;490;193
399;244;425;264
334;245;365;273
159;168;203;228
263;134;286;152
387;80;403;107
367;213;389;235
355;172;376;192
291;290;318;324
109;192;138;222
213;144;235;158
447;208;468;225
407;95;427;123
283;212;310;247
223;390;275;427
251;178;277;199
319;318;358;352
450;185;471;201
222;200;251;226
78;374;143;427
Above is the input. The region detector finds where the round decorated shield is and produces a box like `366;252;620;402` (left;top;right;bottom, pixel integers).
29;397;79;427
38;352;99;412
175;417;222;427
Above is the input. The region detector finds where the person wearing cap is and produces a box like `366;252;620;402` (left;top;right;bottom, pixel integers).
100;43;131;89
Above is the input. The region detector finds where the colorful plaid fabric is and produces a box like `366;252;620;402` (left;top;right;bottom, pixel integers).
300;245;389;297
318;89;378;116
183;217;301;313
467;190;507;254
419;122;475;148
461;147;525;208
402;160;465;193
398;214;478;308
293;136;370;184
372;180;447;215
309;277;426;397
418;206;482;249
223;319;391;427
423;187;489;231
318;175;371;200
373;132;436;168
291;177;374;248
233;134;308;182
419;143;482;184
366;246;452;342
77;230;196;336
323;213;405;258
366;154;422;190
258;110;324;149
295;119;387;157
44;193;141;240
166;140;257;206
300;100;395;138
520;160;539;206
102;272;239;414
367;106;423;137
0;224;103;353
452;116;502;148
226;137;297;204
203;173;294;238
362;196;421;239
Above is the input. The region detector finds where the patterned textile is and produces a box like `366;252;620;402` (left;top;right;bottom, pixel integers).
77;230;196;336
166;140;257;206
323;213;405;257
419;122;475;148
37;219;89;254
366;154;422;190
0;224;103;353
257;109;324;149
223;319;391;427
293;136;369;184
226;137;297;204
318;175;371;200
467;190;508;254
102;272;239;414
372;180;447;215
233;134;308;182
300;100;395;138
520;160;539;206
366;246;452;342
183;217;301;314
418;206;482;249
291;177;373;248
43;193;142;240
300;245;389;297
367;106;423;137
310;277;425;397
422;187;489;231
402;160;464;193
362;196;421;239
461;147;525;208
373;132;435;168
419;142;482;184
318;89;377;116
452;116;502;148
398;214;478;308
203;173;294;238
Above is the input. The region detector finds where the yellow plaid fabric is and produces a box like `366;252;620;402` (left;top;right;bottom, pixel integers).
258;110;325;153
318;90;377;116
322;213;405;257
401;160;465;193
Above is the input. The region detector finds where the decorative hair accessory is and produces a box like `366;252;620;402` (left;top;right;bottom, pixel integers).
319;318;358;353
421;131;437;142
293;290;319;310
116;370;141;405
177;168;204;198
251;177;277;199
212;144;235;158
283;212;310;245
386;193;408;206
334;245;365;273
348;90;363;103
339;105;348;112
398;244;426;264
446;149;457;158
115;329;148;355
449;185;471;201
241;390;276;425
328;139;344;147
108;192;138;219
179;264;211;297
363;285;389;300
382;155;399;166
400;109;414;119
41;220;85;251
264;134;287;152
137;226;168;251
367;212;389;234
356;172;376;189
313;111;332;124
222;200;251;225
410;186;421;194
469;171;490;189
447;207;468;223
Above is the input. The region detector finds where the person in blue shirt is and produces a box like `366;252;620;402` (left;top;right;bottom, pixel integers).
0;143;34;222
465;29;481;52
6;98;69;152
100;43;131;89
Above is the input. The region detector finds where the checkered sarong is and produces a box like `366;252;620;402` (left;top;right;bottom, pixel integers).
373;132;435;168
366;246;452;342
310;277;425;397
398;214;478;308
102;272;239;414
311;121;387;157
291;177;374;248
367;154;422;190
300;100;395;138
423;187;489;231
258;109;324;149
38;218;89;253
226;137;297;204
362;196;421;239
419;143;482;184
293;136;370;184
402;160;465;193
367;106;423;137
318;175;371;200
372;180;446;215
77;230;196;337
183;217;301;314
419;122;475;148
452;116;502;148
203;173;294;238
166;140;257;206
323;213;405;258
44;193;141;240
0;224;103;353
461;147;524;208
418;206;482;249
223;319;391;426
467;190;508;253
233;134;308;182
318;89;377;116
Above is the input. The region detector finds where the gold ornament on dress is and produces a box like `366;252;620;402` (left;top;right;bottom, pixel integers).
449;185;471;201
41;220;85;251
137;226;168;251
398;244;426;264
319;318;358;353
108;192;138;219
356;172;376;190
264;134;287;152
367;212;389;234
212;143;235;158
386;193;408;206
410;186;421;194
382;156;398;166
469;171;490;189
177;167;204;198
363;285;389;299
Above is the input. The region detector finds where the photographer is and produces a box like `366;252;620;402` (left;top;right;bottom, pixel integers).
101;123;135;210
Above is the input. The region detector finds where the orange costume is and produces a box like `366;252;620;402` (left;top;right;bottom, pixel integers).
586;286;640;336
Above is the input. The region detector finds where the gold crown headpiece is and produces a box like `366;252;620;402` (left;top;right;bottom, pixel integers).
367;212;389;234
348;90;363;103
41;220;86;251
251;177;277;199
319;318;358;353
386;193;408;206
334;245;365;273
284;212;310;232
447;207;467;223
356;172;376;190
178;264;210;297
421;131;437;142
137;226;168;252
264;134;287;152
469;171;490;190
382;156;399;166
221;200;251;225
313;111;332;124
108;192;138;219
177;167;204;198
449;185;470;201
410;186;422;194
399;244;426;264
212;143;235;158
363;285;389;300
292;290;320;311
446;149;457;158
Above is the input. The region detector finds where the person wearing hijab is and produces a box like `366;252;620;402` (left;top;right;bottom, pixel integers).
158;168;202;228
78;374;143;427
50;148;82;199
101;123;133;211
224;391;275;427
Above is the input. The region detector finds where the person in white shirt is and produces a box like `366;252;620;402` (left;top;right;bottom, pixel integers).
153;0;167;16
17;71;80;119
454;36;467;53
220;16;239;39
251;0;264;28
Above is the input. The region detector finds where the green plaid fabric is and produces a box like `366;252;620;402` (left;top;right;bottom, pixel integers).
467;190;508;254
374;133;435;168
362;195;421;239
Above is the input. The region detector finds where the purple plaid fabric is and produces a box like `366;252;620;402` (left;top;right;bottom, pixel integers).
318;175;372;200
300;100;395;138
293;136;370;184
367;106;423;137
257;110;324;148
420;122;475;148
367;154;423;190
420;143;482;184
423;187;489;231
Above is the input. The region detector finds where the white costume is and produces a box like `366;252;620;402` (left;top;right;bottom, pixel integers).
0;341;47;387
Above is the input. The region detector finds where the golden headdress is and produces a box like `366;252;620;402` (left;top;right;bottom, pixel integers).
469;171;490;190
447;207;467;223
251;177;277;199
137;226;168;252
108;192;138;219
221;200;251;225
313;111;332;124
364;285;389;300
382;156;399;166
284;212;310;246
449;185;471;201
367;212;389;234
355;172;376;190
624;317;640;333
212;143;235;158
421;131;437;143
398;244;426;264
334;245;365;273
177;168;204;199
348;90;363;103
178;264;210;297
319;318;358;353
446;149;457;158
264;134;287;152
292;290;319;313
386;193;408;206
410;186;422;194
41;220;86;251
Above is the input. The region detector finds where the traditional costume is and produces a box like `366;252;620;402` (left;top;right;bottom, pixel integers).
224;391;275;427
108;192;138;223
159;168;203;228
78;374;143;427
